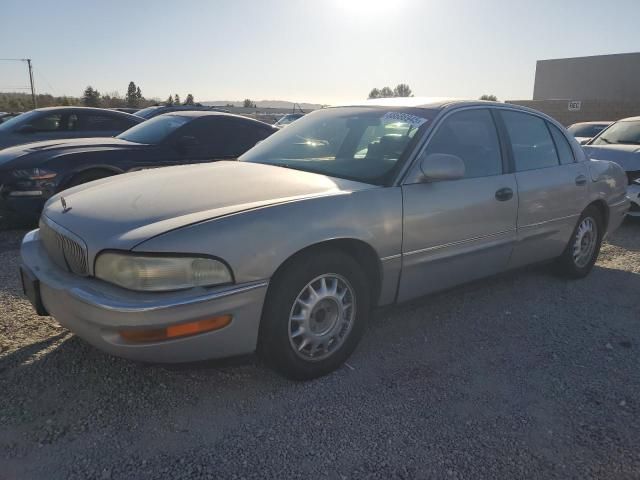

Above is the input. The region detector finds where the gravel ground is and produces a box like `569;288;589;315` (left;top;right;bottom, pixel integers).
1;221;639;480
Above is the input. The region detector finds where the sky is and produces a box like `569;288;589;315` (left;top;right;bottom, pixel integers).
2;0;639;104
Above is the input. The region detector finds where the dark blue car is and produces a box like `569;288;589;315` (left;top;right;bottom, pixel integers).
0;111;277;223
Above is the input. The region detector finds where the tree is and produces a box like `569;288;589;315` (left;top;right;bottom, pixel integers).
166;95;174;106
480;94;498;101
82;86;101;107
243;98;255;108
136;86;143;101
184;94;195;105
126;81;139;107
380;86;394;98
393;83;413;97
368;88;381;99
174;94;180;105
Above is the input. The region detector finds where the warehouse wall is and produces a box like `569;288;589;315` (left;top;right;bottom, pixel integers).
505;99;640;126
533;52;640;101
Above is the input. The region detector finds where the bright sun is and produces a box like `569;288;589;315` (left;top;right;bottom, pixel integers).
334;0;404;17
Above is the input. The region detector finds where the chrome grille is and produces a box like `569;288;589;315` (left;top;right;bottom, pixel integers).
39;217;89;276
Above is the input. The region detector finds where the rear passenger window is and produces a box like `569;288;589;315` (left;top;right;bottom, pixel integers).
548;123;575;165
424;109;503;178
76;114;131;131
501;111;559;171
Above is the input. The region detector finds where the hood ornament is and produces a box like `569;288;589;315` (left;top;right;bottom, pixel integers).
60;196;71;213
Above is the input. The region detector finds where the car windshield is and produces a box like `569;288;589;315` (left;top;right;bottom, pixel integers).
568;123;609;138
134;107;162;119
592;120;640;146
240;107;433;185
117;114;189;144
275;114;303;126
0;110;31;131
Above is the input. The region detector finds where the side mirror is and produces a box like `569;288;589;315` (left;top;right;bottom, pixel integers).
17;124;36;134
176;135;198;152
419;153;465;182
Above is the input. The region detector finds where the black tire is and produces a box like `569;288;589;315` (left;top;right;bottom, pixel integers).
556;205;604;278
66;170;114;188
258;250;371;380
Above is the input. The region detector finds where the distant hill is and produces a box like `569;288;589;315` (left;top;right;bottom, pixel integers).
203;100;324;110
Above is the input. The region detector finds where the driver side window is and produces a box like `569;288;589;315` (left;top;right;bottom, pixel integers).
423;109;503;178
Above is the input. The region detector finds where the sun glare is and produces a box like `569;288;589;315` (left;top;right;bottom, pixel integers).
334;0;404;17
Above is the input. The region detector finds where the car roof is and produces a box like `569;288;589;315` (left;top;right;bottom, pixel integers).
570;121;612;126
619;116;640;122
32;106;138;117
159;111;277;127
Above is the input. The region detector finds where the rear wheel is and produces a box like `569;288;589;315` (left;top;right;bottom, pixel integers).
258;250;370;380
556;206;603;278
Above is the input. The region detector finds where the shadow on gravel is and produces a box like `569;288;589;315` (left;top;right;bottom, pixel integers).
607;217;640;251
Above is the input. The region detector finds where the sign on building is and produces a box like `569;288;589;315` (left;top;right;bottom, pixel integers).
568;100;582;111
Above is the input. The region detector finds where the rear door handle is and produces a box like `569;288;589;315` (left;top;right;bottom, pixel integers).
495;187;513;202
575;174;588;186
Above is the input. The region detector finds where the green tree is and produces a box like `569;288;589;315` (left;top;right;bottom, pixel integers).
393;83;413;97
184;94;195;105
136;86;143;101
368;88;381;99
82;86;101;107
480;94;498;101
243;98;255;108
166;95;174;106
126;81;138;107
380;86;394;98
174;94;180;105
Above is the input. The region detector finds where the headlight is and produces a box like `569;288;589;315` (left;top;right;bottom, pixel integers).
12;168;57;180
94;252;233;291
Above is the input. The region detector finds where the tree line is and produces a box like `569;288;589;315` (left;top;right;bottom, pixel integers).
0;81;200;112
368;84;413;99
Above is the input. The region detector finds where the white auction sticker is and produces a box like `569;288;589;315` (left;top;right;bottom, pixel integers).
381;112;428;128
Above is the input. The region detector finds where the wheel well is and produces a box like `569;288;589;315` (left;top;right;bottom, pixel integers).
63;167;118;189
587;199;609;230
269;239;383;304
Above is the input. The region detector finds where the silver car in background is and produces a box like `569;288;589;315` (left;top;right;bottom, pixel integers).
20;98;629;379
583;116;640;217
567;121;612;145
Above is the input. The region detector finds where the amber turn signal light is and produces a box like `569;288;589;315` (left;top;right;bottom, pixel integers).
119;315;232;343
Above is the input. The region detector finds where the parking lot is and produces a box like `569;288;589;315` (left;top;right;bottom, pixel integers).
0;221;639;479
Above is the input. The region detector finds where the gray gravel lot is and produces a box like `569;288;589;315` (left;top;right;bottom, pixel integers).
1;222;639;480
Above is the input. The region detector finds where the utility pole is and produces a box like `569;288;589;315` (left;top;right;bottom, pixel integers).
26;59;37;108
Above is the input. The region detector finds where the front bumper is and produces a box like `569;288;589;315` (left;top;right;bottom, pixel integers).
20;229;269;363
626;184;640;217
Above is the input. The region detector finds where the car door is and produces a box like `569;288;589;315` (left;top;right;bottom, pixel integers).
398;108;518;303
497;109;589;268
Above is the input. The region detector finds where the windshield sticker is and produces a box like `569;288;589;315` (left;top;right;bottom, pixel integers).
381;112;428;128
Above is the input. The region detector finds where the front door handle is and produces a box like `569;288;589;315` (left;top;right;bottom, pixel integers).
495;187;513;202
575;174;588;186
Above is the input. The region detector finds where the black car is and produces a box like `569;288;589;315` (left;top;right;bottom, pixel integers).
135;105;230;120
0;107;142;150
0;111;277;223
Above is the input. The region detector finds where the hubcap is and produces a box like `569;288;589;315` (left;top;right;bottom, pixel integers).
288;274;356;361
573;217;598;268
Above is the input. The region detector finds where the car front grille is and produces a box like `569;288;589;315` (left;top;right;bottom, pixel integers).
39;217;89;276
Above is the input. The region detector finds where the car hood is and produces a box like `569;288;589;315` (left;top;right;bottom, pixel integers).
42;161;372;255
583;144;640;172
0;137;145;169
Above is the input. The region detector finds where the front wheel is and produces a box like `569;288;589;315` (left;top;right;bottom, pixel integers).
258;250;370;380
556;206;603;278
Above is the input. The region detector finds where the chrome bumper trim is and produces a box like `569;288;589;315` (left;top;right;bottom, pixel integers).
69;280;269;313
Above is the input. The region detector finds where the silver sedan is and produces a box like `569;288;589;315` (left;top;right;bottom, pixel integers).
20;98;630;379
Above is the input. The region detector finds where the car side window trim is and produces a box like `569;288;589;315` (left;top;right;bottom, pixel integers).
546;121;576;164
490;108;514;174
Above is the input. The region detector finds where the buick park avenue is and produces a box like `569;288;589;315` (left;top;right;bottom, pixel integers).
20;98;629;379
